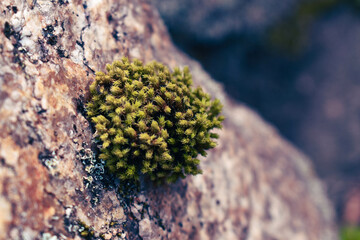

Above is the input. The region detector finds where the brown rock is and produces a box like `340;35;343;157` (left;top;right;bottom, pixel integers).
343;187;360;225
0;0;337;239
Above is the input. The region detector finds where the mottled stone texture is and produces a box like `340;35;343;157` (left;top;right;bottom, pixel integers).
0;0;337;240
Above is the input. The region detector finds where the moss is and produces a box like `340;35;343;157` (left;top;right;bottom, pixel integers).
86;57;224;184
341;226;360;240
77;221;95;239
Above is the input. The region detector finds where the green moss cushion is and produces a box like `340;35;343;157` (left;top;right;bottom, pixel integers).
87;57;224;183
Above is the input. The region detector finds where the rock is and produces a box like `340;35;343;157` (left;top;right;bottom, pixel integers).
294;9;360;222
343;187;360;225
153;0;360;223
0;0;337;239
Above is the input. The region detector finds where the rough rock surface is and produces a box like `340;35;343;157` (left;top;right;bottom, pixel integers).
0;0;337;240
294;10;360;220
153;0;360;223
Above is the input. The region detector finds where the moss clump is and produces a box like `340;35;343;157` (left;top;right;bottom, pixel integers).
341;226;360;240
87;57;224;183
77;221;95;239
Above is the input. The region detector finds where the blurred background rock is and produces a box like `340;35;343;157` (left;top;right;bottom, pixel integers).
152;0;360;228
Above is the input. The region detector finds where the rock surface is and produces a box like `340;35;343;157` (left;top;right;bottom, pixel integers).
153;0;360;223
0;0;337;239
294;10;360;220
